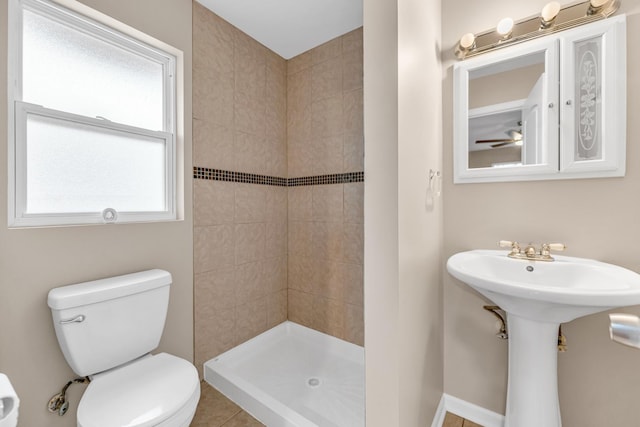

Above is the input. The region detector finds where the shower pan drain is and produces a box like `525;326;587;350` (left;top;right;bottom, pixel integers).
307;377;321;388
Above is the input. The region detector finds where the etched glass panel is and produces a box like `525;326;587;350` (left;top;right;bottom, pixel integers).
574;36;602;161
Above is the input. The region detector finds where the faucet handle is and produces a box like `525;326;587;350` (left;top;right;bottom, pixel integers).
547;243;567;251
499;240;520;254
543;243;566;252
540;243;566;258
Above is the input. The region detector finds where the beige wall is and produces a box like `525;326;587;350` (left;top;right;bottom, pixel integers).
364;0;443;424
192;3;288;371
287;30;364;346
443;1;640;425
0;0;193;426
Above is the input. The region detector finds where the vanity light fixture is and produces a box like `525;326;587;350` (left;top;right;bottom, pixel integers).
540;1;561;29
454;0;621;59
496;17;515;39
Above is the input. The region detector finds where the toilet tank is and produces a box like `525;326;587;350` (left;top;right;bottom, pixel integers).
47;270;171;377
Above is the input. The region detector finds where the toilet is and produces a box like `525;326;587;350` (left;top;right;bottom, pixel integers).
47;269;200;427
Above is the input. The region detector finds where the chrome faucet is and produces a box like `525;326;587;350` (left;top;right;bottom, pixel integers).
499;240;566;261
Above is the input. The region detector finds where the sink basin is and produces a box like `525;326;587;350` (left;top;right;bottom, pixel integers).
447;249;640;427
447;250;640;323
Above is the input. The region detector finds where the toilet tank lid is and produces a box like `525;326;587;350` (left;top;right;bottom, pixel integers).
48;269;171;310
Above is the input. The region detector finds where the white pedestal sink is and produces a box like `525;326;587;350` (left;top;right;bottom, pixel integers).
447;250;640;427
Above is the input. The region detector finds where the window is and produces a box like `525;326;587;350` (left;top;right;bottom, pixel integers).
8;0;179;226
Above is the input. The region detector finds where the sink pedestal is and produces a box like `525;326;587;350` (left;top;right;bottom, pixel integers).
505;314;562;427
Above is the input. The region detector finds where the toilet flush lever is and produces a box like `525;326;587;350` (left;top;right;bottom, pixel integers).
59;315;85;325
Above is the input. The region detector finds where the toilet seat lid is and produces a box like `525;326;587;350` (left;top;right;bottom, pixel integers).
78;353;199;427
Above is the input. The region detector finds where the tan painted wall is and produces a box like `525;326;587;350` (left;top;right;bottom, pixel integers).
364;0;443;424
398;0;443;424
469;146;522;169
443;1;640;425
0;1;193;426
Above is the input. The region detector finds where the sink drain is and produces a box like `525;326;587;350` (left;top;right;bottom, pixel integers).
307;377;321;388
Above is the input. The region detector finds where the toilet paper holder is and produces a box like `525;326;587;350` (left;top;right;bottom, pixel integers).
609;313;640;349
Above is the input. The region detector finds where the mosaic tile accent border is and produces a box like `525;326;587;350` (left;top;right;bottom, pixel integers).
194;167;364;187
194;167;287;186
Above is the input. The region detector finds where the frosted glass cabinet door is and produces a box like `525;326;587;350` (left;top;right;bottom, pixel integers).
560;16;626;176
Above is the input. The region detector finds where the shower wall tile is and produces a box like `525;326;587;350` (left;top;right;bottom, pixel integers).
312;135;344;176
343;88;364;133
343;131;365;172
234;131;265;175
235;184;266;223
234;93;266;137
267;289;288;328
288;187;312;221
343;48;363;92
235;261;264;303
193;120;234;171
312;296;344;338
264;257;288;293
311;221;344;261
266;221;287;257
194;179;235;226
312;259;344;301
288;289;313;326
236;298;267;344
194;306;236;373
311;95;343;138
265;186;288;221
286;28;364;346
311;57;343;101
312;184;343;222
194;6;288;369
312;37;341;65
342;27;363;54
195;17;363;365
288;221;313;258
343;222;364;265
195;268;236;315
235;223;266;265
344;182;364;224
344;303;364;346
288;256;314;293
343;262;364;307
192;68;234;126
194;225;235;274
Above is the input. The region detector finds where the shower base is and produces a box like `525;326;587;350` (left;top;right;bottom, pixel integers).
203;321;365;427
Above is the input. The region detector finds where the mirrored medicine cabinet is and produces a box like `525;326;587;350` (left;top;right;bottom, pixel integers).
453;15;626;183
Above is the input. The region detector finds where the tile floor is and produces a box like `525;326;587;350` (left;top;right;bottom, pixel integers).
192;381;263;427
193;381;482;427
442;411;484;427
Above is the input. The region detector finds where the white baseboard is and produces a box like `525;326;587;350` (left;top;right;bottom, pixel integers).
431;393;505;427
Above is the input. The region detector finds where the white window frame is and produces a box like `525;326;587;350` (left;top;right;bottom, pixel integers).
8;0;179;227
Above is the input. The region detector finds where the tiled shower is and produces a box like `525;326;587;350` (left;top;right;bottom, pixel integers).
193;2;364;371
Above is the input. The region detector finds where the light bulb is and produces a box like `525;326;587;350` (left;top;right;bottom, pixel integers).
540;2;561;28
459;33;476;50
496;17;514;38
588;0;612;14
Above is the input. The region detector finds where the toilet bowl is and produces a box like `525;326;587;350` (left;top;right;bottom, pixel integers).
48;270;200;427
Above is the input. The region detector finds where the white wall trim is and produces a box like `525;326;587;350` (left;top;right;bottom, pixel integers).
431;394;505;427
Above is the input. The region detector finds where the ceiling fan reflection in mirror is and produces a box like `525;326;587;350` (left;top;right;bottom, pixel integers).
476;129;523;148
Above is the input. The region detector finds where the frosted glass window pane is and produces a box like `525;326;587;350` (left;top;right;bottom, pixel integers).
25;114;167;214
22;8;165;130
